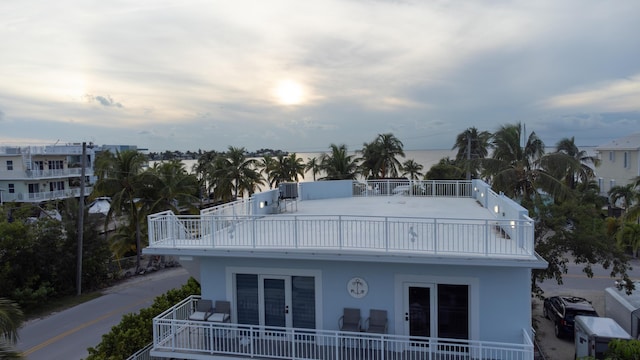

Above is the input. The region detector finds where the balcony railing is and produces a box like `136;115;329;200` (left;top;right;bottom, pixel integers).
149;296;534;360
148;212;535;259
353;180;473;197
1;187;93;203
0;167;93;179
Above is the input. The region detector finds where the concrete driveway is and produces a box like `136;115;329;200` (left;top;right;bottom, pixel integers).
533;289;605;360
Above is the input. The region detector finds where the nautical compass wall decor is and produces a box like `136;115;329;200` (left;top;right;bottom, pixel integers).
347;277;368;298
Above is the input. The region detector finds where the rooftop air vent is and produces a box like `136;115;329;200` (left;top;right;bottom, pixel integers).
279;182;298;199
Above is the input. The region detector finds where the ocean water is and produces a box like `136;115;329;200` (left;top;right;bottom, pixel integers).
152;149;457;181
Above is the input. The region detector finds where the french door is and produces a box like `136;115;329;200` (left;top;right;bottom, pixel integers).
404;283;435;339
260;276;292;328
235;274;315;329
403;283;469;340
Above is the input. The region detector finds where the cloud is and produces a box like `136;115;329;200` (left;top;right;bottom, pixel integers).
541;75;640;112
84;94;124;108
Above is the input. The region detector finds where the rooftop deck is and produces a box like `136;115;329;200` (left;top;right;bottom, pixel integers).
146;180;541;265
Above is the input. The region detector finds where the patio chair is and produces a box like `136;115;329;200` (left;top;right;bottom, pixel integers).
189;299;213;321
365;309;388;334
208;300;231;323
339;308;361;332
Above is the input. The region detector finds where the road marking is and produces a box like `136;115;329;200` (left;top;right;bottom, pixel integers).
21;297;152;356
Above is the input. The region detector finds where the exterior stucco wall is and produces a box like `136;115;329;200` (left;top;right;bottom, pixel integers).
199;256;531;344
597;149;640;194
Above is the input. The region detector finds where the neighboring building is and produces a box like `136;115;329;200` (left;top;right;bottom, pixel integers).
0;143;95;204
136;179;546;360
595;133;640;195
0;143;147;205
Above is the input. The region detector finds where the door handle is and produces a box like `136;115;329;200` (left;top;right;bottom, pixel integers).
405;312;409;321
285;305;289;314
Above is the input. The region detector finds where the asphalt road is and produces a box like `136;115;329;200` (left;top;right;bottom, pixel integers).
16;267;190;360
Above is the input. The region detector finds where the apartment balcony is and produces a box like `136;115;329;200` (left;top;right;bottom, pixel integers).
0;167;94;180
143;295;534;360
1;187;93;203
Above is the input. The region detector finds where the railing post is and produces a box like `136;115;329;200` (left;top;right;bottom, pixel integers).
433;218;438;254
252;216;257;248
338;216;343;248
385;217;389;251
295;216;299;248
170;215;176;248
485;220;490;255
210;216;216;248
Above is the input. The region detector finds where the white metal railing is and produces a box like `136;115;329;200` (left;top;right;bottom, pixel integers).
200;197;254;216
0;167;93;179
125;342;159;360
148;213;535;258
353;180;473;197
1;187;94;203
150;296;533;360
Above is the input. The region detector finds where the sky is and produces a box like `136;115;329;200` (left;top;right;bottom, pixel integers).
1;1;639;153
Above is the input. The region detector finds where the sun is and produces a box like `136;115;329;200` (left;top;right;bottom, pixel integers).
275;80;304;105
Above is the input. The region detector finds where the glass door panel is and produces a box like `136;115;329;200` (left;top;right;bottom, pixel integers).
408;286;431;337
437;284;469;339
264;278;286;327
291;276;315;329
236;274;259;325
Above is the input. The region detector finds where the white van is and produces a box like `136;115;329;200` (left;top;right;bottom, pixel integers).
574;316;631;359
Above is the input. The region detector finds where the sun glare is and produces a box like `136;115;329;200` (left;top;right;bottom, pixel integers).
275;80;304;105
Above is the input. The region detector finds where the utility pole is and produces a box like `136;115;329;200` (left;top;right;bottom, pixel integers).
76;142;86;296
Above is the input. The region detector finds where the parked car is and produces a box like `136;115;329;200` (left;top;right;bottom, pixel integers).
543;295;599;338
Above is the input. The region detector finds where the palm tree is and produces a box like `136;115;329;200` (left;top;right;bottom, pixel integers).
482;123;569;207
0;298;23;359
401;159;424;180
285;153;306;183
320;144;360;180
268;154;289;188
452;127;491;180
209;155;235;202
192;150;218;200
358;133;405;179
617;223;640;258
552;137;599;189
258;154;277;188
305;157;322;181
147;160;199;214
358;141;381;179
609;184;636;210
91;149;147;270
218;146;263;199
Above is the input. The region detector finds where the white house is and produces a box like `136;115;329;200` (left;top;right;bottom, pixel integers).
595;133;640;195
0;144;95;204
134;179;546;360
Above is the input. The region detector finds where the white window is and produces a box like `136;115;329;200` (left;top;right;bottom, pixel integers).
6;160;13;171
624;152;629;168
609;151;615;162
8;184;14;193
